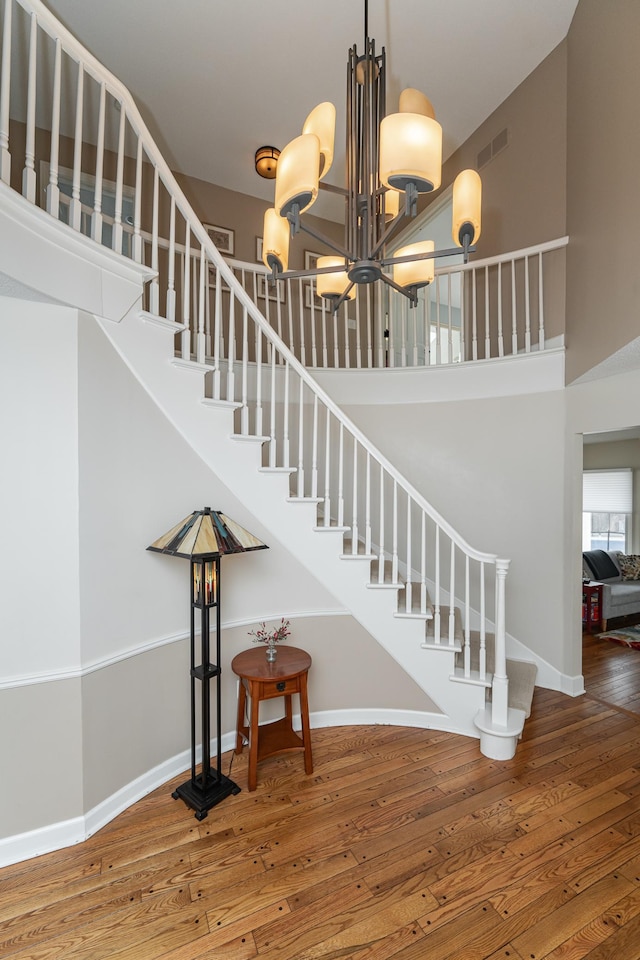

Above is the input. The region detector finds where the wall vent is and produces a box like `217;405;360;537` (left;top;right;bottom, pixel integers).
476;127;510;170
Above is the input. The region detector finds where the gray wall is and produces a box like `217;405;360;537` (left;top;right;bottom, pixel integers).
566;0;640;382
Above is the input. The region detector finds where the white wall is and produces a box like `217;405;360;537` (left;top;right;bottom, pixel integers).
0;298;82;679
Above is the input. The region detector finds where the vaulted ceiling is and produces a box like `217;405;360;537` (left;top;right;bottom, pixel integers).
45;0;579;219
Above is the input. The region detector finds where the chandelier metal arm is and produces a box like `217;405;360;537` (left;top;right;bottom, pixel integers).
381;243;476;268
368;209;409;261
328;280;356;313
318;181;349;197
379;271;418;306
291;214;353;262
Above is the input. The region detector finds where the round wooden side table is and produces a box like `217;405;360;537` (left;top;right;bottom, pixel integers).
231;644;313;791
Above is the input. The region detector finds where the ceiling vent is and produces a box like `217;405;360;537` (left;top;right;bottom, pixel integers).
476;127;509;170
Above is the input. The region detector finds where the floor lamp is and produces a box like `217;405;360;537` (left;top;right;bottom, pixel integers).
147;507;268;820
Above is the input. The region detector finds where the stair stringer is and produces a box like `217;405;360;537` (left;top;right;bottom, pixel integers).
96;307;489;739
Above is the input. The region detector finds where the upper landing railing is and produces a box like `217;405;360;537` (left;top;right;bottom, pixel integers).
0;0;538;727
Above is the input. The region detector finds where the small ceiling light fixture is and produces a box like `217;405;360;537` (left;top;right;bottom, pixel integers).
261;0;482;312
255;146;280;179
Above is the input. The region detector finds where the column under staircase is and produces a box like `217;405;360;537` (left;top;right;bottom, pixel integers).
0;0;541;758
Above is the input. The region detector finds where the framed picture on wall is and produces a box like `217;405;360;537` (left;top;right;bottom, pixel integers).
257;274;286;304
304;250;323;271
204;223;235;256
256;237;263;262
304;282;323;310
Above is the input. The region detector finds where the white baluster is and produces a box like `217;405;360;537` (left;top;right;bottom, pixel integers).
287;281;294;357
226;292;235;400
298;278;306;366
378;465;385;583
149;166;159;313
132;137;143;263
465;555;470;675
275;280;283;359
297;377;304;497
181;229;191;359
163;198;176;321
283;361;290;468
310;281;318;368
0;0;12;183
376;297;384;368
435;277;441;365
524;254;531;352
391;480;398;583
405;497;412;613
240;306;249;435
343;301;351;369
337;422;344;527
412;297;418;367
45;38;61;217
449;540;457;650
420;511;427;615
269;347;277;468
471;269;478;361
321;295;328;368
511;259;517;355
432;527;441;643
351;438;359;555
311;394;318;498
197;246;206;364
111;105;125;253
333;308;339;368
447;274;453;364
22;12;37;202
323;411;331;527
91;83;106;242
355;293;362;369
459;270;465;363
366;285;373;368
425;286;432;365
255;325;263;437
69;62;84;231
497;262;504;357
484;264;491;358
400;297;407;367
479;562;486;682
538;251;545;351
365;451;371;555
213;266;222;398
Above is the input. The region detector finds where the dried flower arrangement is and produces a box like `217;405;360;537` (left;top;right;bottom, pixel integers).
248;618;291;646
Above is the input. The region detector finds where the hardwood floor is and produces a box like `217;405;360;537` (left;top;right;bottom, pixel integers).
2;643;640;960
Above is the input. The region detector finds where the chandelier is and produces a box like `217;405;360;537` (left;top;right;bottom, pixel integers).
261;1;482;313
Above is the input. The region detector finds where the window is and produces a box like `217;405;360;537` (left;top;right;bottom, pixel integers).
582;469;632;551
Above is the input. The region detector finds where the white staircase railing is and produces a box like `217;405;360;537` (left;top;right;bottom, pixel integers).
1;0;514;728
228;236;567;370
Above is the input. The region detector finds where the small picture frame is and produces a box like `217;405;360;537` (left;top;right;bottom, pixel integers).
305;250;323;272
304;282;323;310
204;223;234;257
256;237;263;263
257;274;286;304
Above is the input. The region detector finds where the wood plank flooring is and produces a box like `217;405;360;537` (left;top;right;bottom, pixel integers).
1;639;640;959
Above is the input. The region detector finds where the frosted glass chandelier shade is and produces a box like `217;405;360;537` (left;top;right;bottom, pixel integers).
275;134;321;218
316;257;356;300
262;208;290;273
393;240;435;290
302;102;336;179
379;112;442;193
398;87;435;119
452;169;482;246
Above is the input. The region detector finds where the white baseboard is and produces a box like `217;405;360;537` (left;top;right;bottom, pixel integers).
0;707;471;868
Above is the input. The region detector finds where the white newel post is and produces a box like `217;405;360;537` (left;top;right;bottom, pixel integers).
491;558;510;727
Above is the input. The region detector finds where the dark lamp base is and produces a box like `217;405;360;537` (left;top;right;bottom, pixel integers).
172;771;241;820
